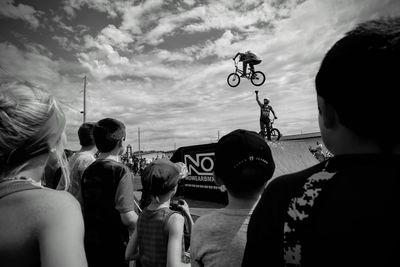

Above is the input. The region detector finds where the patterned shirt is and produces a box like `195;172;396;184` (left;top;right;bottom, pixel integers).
137;207;178;267
242;154;400;267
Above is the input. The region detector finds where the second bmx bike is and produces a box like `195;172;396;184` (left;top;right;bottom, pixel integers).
227;59;266;87
259;118;281;141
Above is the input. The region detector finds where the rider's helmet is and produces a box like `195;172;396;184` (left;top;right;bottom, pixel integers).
263;97;270;104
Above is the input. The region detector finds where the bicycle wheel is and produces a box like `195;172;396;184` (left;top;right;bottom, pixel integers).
227;73;240;87
251;71;266;86
270;128;281;141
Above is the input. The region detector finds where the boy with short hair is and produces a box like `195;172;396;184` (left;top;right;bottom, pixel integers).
125;159;192;267
82;118;138;267
242;17;400;267
57;122;96;205
191;129;275;267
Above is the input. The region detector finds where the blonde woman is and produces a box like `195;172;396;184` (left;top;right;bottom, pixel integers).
0;85;87;267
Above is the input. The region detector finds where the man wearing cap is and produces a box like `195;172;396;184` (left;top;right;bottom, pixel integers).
190;129;275;267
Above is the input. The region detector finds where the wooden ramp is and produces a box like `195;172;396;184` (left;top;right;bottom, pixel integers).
268;140;319;178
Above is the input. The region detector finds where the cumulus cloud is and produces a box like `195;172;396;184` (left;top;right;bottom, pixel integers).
2;0;399;151
62;0;119;18
0;0;42;28
119;0;164;34
98;25;134;49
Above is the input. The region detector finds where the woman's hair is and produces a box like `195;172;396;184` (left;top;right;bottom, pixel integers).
0;83;70;187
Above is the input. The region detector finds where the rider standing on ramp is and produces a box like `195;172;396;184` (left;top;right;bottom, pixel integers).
233;51;262;77
255;90;277;140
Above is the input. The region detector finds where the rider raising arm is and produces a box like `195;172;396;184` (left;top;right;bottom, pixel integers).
255;91;277;119
255;91;277;140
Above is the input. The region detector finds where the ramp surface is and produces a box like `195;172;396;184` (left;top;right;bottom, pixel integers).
268;140;319;178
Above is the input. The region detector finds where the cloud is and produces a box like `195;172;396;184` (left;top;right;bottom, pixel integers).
0;42;60;88
62;0;119;18
98;25;134;49
3;0;400;151
0;0;42;28
119;0;164;34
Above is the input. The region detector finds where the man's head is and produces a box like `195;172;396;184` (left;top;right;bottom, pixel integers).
141;159;185;197
315;17;400;152
263;98;270;105
214;129;275;198
93;118;126;153
78;122;95;148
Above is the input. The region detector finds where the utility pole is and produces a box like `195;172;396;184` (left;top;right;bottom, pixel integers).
138;127;141;159
81;76;87;123
217;130;220;141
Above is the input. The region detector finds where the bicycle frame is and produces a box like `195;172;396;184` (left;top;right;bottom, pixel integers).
234;60;253;78
261;118;275;135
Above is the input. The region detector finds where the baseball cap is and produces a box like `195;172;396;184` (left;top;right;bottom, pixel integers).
215;129;275;178
141;159;185;196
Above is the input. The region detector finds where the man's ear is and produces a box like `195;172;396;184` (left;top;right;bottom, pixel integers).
317;96;337;129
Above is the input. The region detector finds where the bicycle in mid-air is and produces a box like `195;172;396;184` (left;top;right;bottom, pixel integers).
259;118;281;141
227;59;266;87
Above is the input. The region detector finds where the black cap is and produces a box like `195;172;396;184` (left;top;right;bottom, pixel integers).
215;129;275;177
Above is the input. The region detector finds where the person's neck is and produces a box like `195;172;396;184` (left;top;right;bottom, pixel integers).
147;198;171;210
225;190;262;210
97;152;119;162
16;154;48;182
80;145;96;154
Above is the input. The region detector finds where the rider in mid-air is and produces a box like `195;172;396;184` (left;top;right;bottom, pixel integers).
255;90;277;140
233;51;262;77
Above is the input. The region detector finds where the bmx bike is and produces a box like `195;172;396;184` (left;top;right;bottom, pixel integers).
259;118;281;141
227;60;266;87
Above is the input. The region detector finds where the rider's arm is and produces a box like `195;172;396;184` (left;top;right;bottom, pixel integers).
270;106;277;119
256;93;263;107
233;52;240;60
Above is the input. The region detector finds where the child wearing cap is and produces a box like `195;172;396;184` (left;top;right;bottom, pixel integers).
125;159;193;267
190;129;275;267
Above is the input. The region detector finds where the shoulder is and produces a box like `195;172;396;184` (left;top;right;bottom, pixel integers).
32;189;80;214
15;189;82;228
257;162;326;210
192;211;221;235
166;212;184;233
268;163;324;192
77;152;95;162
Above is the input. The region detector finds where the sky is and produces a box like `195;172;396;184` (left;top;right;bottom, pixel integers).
1;0;399;151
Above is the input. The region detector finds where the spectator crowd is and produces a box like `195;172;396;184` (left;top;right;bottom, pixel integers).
1;17;399;267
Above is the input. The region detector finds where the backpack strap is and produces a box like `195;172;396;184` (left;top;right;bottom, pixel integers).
0;177;43;199
283;168;336;266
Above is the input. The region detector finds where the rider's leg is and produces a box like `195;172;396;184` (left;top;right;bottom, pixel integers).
260;120;266;137
249;63;254;73
266;118;271;140
251;60;261;74
242;61;248;77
